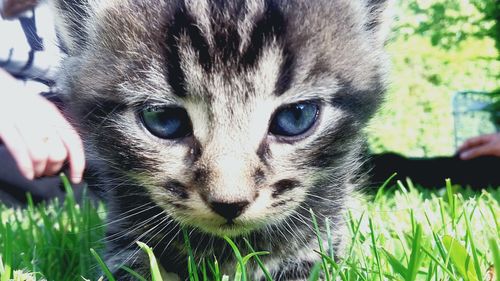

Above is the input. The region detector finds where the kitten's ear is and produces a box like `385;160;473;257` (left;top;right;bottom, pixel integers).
49;0;91;55
365;0;393;45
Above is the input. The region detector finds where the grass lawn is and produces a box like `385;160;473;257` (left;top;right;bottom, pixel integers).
0;176;498;281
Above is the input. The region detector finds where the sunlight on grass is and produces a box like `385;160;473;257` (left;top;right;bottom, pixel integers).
0;175;498;280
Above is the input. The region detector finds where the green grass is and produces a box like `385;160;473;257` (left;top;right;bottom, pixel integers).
0;176;105;281
0;176;498;281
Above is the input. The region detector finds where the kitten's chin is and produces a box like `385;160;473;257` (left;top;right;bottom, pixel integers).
198;222;260;237
184;219;264;237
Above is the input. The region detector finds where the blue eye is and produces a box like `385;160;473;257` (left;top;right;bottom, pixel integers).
270;103;319;137
140;107;192;139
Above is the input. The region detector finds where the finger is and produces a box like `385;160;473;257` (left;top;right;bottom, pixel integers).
15;118;52;179
0;124;34;180
43;136;68;176
43;158;65;177
458;135;494;152
16;123;52;179
26;134;50;178
54;115;85;183
460;143;497;160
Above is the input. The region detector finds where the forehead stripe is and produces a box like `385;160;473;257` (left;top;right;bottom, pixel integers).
240;1;287;68
274;47;295;96
165;1;212;98
164;0;294;97
239;1;295;95
209;1;242;64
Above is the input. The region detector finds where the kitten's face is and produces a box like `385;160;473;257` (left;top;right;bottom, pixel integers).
55;0;388;237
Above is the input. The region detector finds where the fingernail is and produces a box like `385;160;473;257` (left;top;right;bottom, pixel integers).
71;176;82;184
25;170;34;180
460;152;469;160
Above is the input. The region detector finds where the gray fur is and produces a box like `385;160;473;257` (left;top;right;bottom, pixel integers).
51;0;391;280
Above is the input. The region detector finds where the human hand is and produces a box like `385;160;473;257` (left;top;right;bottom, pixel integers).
0;70;85;183
458;133;500;160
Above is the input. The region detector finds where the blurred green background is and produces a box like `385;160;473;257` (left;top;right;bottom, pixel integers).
366;0;499;157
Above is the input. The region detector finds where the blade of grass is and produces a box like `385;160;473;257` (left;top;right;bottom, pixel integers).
137;242;163;281
488;238;500;281
188;256;197;281
487;203;499;235
407;224;423;281
326;218;334;259
464;210;483;281
208;257;221;281
314;250;349;281
405;178;416;192
424;212;455;276
201;259;208;281
1;223;12;281
307;262;323;281
121;266;148;281
183;229;199;281
60;174;76;233
397;180;408;194
315;251;340;271
310;209;331;281
442;235;478;281
241;252;269;264
438;198;447;231
425;262;435;281
90;248;115;281
382;249;407;280
345;260;367;281
243;238;272;281
375;173;398;202
326;217;344;281
347;212;364;259
223;236;247;281
421;246;458;281
445;179;456;230
368;218;384;281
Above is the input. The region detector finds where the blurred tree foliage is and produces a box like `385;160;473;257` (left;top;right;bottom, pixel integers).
366;0;499;157
394;0;499;56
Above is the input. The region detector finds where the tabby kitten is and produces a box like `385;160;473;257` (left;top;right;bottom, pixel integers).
51;0;390;279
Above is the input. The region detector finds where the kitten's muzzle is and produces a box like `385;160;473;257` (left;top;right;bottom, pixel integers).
208;200;249;221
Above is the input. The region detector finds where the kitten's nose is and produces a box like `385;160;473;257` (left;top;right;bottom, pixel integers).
209;201;249;221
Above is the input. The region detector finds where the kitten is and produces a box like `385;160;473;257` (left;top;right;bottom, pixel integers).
51;0;390;279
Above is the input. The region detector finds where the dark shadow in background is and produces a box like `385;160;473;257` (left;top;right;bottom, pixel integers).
366;152;500;190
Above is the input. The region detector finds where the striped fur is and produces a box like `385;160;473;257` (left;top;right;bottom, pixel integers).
51;0;391;279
